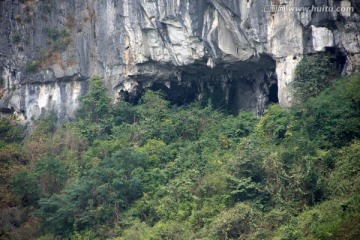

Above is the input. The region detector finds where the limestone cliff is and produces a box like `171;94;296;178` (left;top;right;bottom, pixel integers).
0;0;359;121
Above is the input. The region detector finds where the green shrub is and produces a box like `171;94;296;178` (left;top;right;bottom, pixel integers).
37;148;145;235
12;169;39;207
294;53;337;102
152;221;192;240
34;156;67;197
207;203;259;240
44;27;63;40
328;141;360;197
79;76;110;122
25;61;39;73
0;117;24;143
12;33;21;44
34;112;58;134
44;27;71;51
44;0;55;12
118;221;153;240
345;74;360;105
256;104;290;143
302;75;360;148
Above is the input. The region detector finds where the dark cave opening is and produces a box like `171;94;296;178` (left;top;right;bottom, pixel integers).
121;55;278;115
1;107;13;114
149;82;198;106
268;83;279;104
324;47;347;74
134;47;346;112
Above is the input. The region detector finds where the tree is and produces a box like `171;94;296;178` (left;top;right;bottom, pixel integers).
34;156;67;197
75;75;111;142
37;148;145;235
12;169;39;207
80;76;110;122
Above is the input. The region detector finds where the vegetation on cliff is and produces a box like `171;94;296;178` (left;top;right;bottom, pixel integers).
1;72;360;239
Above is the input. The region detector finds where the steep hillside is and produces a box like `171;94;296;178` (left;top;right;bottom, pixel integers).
0;74;359;239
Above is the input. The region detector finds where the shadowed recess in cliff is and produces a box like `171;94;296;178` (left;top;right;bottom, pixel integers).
324;47;347;74
119;54;277;115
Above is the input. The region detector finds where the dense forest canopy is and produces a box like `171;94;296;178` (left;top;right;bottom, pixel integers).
0;55;360;239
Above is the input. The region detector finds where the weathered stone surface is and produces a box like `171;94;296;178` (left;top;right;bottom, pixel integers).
0;0;359;121
311;26;334;52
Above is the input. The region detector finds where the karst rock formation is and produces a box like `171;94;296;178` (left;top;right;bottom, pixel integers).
0;0;359;121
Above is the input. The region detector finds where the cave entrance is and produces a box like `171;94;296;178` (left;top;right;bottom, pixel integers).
1;107;13;114
149;82;197;106
324;47;347;74
122;54;278;115
268;83;279;104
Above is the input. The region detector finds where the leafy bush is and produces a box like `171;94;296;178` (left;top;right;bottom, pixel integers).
44;27;65;41
34;156;67;198
12;33;21;44
12;169;39;207
37;148;145;235
25;61;39;73
74;75;111;142
43;0;55;13
328;141;360;197
301;75;360;148
0;117;24;144
207;203;259;240
294;53;337;102
44;27;71;51
256;104;290;143
151;221;192;240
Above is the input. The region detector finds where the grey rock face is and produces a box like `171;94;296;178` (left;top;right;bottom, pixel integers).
0;0;359;121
